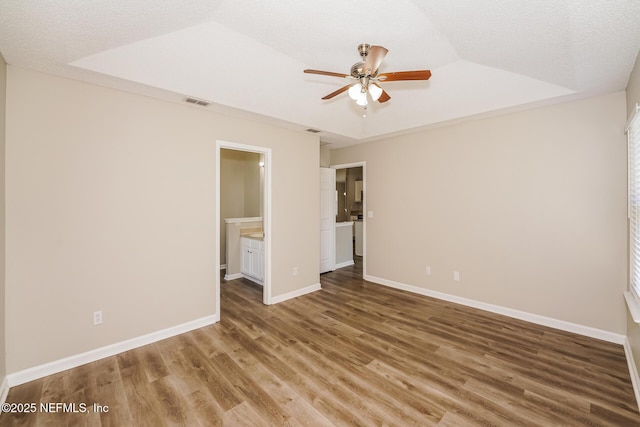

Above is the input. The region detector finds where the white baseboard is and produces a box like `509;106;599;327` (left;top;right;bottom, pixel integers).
224;272;243;281
624;338;640;413
335;260;355;269
7;315;218;387
0;376;8;405
270;283;321;305
365;274;626;345
220;264;227;270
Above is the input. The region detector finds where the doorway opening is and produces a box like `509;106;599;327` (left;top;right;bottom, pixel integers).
216;140;272;319
332;161;366;277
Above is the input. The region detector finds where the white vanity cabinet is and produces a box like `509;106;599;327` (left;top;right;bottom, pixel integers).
240;236;264;285
354;220;363;256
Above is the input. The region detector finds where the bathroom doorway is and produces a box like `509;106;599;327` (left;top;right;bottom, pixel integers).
332;161;366;277
215;141;272;318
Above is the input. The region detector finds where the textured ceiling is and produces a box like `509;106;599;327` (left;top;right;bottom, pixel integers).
1;1;639;148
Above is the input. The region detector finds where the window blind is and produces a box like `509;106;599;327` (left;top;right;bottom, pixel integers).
629;104;640;298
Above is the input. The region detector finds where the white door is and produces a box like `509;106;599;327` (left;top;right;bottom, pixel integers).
320;167;336;273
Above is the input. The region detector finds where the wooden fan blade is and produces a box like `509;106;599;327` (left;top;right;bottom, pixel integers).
321;85;351;100
363;45;388;76
377;89;391;103
304;69;350;78
378;70;432;81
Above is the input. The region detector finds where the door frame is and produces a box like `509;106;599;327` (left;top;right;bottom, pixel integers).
332;161;366;276
216;140;273;316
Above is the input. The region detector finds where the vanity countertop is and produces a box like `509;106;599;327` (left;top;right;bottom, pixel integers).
242;233;263;241
240;228;264;241
336;221;354;227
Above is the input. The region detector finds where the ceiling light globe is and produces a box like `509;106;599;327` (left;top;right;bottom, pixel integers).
356;92;368;106
348;84;362;100
369;84;382;101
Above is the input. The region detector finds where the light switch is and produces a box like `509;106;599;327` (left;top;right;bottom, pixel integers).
367;211;374;218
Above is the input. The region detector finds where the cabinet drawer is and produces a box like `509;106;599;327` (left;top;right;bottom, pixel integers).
241;237;263;250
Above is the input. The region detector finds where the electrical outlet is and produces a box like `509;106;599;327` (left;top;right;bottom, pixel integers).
454;271;460;281
425;266;431;276
293;267;298;276
93;310;103;325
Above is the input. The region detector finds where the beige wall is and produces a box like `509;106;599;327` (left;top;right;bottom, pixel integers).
220;149;261;265
0;53;6;382
320;145;330;167
243;153;261;217
4;66;319;373
332;92;628;334
627;51;640;374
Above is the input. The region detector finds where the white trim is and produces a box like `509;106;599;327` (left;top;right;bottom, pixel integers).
624;337;640;413
331;162;365;169
270;283;321;305
365;274;626;344
334;260;355;269
7;315;217;387
263;149;272;305
224;272;244;281
625;291;640;324
0;376;9;405
220;263;227;270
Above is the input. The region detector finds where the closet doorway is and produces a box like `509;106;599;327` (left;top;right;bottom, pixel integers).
215;141;272;318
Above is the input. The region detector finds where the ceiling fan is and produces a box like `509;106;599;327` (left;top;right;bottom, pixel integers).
304;43;431;108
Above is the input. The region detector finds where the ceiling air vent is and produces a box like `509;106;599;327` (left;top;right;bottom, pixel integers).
306;128;321;133
184;97;210;107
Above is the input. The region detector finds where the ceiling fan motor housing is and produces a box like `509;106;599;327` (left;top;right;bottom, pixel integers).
351;62;364;77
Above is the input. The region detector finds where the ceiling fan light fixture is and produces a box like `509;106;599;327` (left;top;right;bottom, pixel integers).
348;83;362;100
303;43;432;110
368;84;382;101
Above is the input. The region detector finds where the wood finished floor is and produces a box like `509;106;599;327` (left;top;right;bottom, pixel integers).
2;259;639;426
